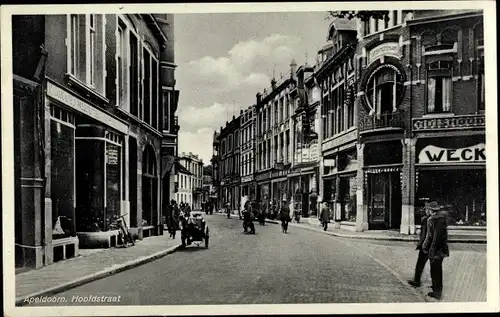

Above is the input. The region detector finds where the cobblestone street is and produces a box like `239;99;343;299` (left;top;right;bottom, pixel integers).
28;215;485;305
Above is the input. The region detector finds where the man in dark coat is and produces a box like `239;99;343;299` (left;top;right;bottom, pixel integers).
422;202;450;300
408;203;433;287
279;199;291;233
319;201;330;231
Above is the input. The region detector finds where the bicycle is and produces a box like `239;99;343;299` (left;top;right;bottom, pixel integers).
109;213;135;247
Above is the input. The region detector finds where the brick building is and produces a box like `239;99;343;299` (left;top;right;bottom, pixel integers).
288;62;322;217
239;106;257;199
315;18;359;228
216;116;241;212
13;14;176;269
354;9;485;233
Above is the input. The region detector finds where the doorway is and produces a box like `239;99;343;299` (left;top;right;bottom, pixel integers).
129;138;138;227
367;172;401;229
141;145;157;227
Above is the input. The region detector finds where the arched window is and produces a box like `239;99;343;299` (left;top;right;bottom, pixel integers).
366;64;405;114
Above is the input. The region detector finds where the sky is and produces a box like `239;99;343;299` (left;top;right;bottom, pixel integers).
174;12;332;165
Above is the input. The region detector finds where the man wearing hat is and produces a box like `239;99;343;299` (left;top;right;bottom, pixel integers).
422;201;450;300
408;202;433;287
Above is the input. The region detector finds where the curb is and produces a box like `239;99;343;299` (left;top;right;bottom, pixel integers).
15;244;181;306
213;213;486;244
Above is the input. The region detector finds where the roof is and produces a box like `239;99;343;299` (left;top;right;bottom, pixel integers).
176;162;193;175
327;18;357;40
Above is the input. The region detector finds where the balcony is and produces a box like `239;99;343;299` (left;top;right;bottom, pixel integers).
359;111;405;134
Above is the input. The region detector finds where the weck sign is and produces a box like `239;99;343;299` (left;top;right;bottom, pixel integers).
418;143;486;164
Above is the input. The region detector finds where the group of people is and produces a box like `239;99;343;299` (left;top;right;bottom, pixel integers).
202;200;215;215
408;201;450;300
240;198;293;234
164;200;193;239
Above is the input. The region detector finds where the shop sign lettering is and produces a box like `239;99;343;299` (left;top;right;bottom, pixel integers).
418;143;486;164
368;42;399;63
107;146;119;165
47;82;128;134
241;175;253;183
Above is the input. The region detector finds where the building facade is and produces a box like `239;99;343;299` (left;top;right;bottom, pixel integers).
217;116;240;212
211;132;221;210
288;63;322;217
315;18;359;228
176;152;204;209
254;63;297;209
13;14;175;269
239;106;256;199
354;9;485;233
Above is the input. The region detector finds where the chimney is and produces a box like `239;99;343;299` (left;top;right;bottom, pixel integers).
290;59;298;80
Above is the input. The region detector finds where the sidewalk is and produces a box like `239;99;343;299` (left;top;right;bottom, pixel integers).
215;212;487;302
215;212;485;243
15;233;181;306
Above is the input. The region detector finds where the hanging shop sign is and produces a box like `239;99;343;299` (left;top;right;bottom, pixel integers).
241;175;253;183
368;42;399;64
418;143;486;164
324;159;336;167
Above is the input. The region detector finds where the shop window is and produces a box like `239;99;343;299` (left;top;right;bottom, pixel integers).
366;65;404;115
426;61;452;114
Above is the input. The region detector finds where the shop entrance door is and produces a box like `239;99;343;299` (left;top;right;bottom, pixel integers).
368;172;401;229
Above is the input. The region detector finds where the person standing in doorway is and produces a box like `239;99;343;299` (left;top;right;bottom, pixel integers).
408;203;432;287
422;201;450;300
319;201;330;231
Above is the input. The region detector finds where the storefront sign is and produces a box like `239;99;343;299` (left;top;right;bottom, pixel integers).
106;146;119;165
413;114;485;131
241;175;253;183
418;143;486;164
368;42;399;63
47;82;128;134
324;159;336;167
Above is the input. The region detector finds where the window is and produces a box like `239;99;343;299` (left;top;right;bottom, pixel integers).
69;14;79;76
88;14;96;87
366;65;404;115
374;18;379;33
130;33;139;116
393;10;399;25
426;61;452;114
143;48;151;124
117;23;127;108
152;59;158;129
347;87;355;128
274;102;278;125
163;91;170;131
364;20;370;36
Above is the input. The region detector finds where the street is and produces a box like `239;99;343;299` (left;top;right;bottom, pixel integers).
34;215;437;305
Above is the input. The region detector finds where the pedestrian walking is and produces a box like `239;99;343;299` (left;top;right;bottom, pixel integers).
279;199;291;233
422;201;450;300
408;203;432;287
319;201;330;231
166;200;175;239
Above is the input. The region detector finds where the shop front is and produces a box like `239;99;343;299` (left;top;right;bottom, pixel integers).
46;80;129;249
241;175;254;200
322;148;358;229
362;140;403;230
288;166;318;217
415;136;486;228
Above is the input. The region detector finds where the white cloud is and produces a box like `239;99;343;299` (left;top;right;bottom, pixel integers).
185;34;301;92
178;128;215;164
177;102;233;132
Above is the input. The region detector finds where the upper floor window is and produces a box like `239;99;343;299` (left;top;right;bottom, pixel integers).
117;21;127;109
426;60;452;114
67;14;104;93
88;14;96;87
366;65;404;115
363;20;370;36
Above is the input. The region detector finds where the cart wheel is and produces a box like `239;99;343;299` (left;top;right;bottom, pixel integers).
205;237;209;248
